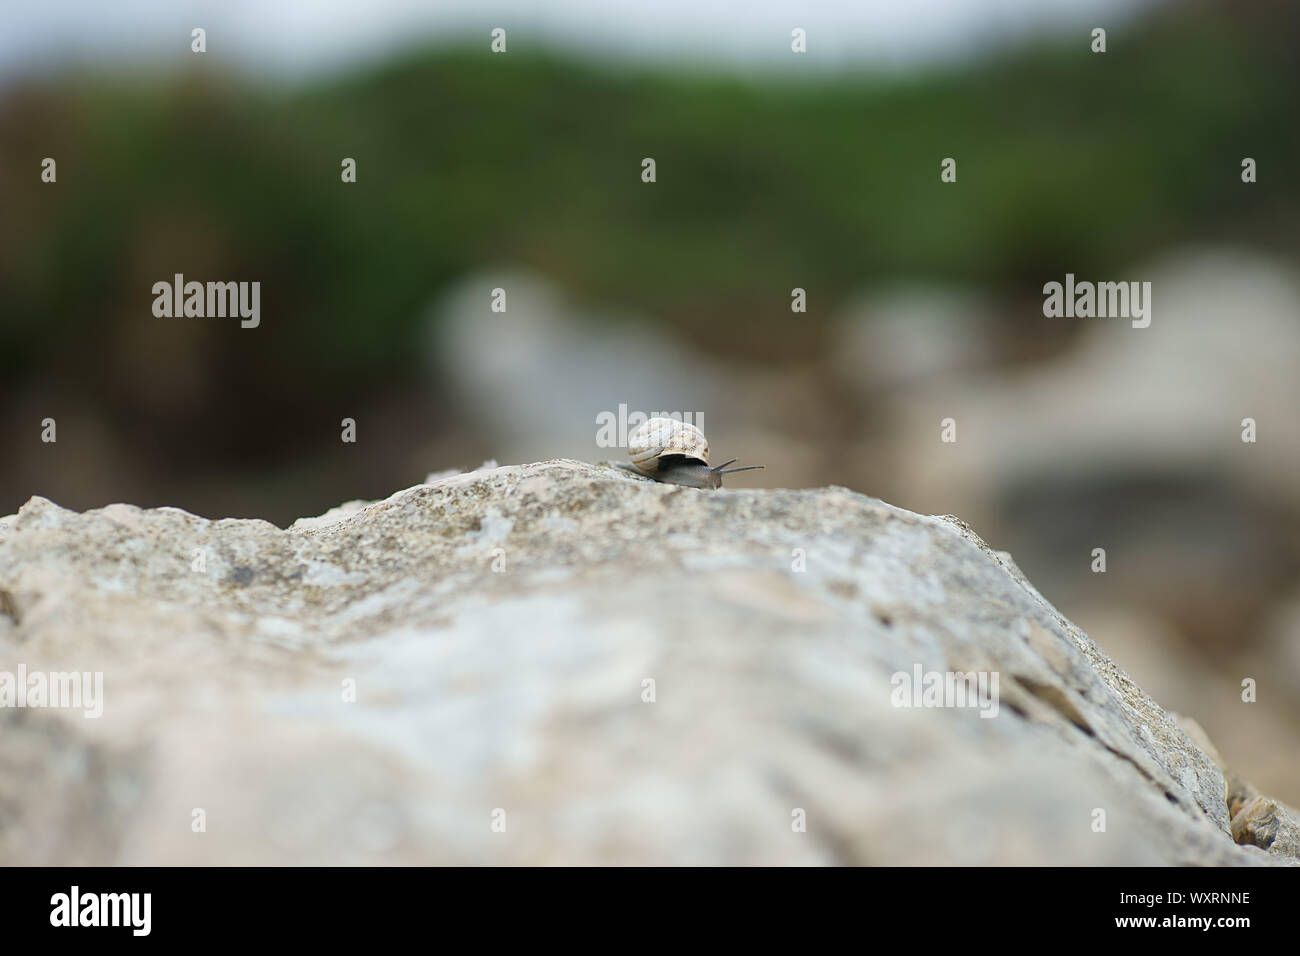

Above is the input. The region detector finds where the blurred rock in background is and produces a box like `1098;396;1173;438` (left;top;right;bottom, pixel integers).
427;269;829;488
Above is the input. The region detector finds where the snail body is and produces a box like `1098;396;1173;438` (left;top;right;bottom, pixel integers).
622;417;763;490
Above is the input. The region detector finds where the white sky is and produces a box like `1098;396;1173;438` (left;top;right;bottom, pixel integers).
2;0;1158;83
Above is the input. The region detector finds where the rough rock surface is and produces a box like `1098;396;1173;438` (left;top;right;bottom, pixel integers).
0;460;1295;865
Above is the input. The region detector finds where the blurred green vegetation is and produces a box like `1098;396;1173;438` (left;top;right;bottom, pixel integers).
0;0;1296;517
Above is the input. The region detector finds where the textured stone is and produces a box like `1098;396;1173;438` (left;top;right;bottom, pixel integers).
0;460;1294;864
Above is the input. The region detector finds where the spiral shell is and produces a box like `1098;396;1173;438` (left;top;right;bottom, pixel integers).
627;417;709;476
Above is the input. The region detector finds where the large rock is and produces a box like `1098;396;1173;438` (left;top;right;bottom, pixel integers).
0;460;1294;865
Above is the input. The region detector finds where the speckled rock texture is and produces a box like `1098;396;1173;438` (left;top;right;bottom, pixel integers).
0;459;1294;865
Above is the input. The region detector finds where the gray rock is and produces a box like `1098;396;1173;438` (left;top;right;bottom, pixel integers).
829;283;999;393
0;460;1293;865
426;270;731;465
893;249;1300;515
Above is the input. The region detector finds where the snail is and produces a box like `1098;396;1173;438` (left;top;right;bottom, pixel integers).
617;417;764;489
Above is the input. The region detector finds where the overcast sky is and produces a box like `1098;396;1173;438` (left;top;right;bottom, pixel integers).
3;0;1159;83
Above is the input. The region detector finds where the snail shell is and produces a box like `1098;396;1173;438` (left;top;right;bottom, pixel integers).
627;418;709;476
622;416;764;489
